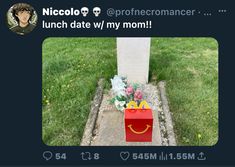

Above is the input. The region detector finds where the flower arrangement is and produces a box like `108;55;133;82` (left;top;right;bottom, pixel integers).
110;75;143;112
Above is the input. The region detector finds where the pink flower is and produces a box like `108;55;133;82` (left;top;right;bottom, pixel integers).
134;89;143;101
125;86;134;96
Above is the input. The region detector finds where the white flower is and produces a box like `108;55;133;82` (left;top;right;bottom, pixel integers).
115;100;126;112
111;75;126;97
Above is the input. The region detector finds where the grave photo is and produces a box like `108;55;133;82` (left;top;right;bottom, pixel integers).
42;37;218;146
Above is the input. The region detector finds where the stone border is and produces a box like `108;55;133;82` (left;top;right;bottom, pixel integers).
80;78;104;146
158;81;177;146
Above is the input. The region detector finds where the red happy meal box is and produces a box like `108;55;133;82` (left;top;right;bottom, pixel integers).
124;101;153;142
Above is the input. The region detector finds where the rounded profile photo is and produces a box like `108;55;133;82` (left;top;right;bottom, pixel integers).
6;3;37;35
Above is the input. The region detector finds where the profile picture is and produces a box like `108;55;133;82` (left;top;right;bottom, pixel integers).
6;3;37;35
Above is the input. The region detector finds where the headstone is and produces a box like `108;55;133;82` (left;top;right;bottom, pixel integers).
117;37;151;84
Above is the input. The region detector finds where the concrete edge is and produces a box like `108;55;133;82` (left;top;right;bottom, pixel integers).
158;81;177;146
80;78;105;146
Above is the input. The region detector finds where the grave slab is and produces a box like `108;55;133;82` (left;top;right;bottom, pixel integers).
90;84;162;146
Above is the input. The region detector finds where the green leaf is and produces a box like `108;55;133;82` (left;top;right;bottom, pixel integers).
109;98;115;104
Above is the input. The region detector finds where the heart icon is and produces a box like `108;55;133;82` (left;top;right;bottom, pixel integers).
120;151;130;161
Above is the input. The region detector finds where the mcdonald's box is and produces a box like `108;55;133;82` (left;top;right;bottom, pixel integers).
124;101;153;142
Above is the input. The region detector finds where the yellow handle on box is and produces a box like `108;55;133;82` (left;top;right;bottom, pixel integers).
127;100;150;109
127;101;138;109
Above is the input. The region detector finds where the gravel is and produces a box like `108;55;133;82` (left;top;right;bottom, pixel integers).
142;83;171;146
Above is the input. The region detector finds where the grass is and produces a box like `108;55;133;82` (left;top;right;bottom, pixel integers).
150;38;218;145
42;38;117;146
42;37;218;146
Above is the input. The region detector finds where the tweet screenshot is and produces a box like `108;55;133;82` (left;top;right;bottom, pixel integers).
0;0;234;166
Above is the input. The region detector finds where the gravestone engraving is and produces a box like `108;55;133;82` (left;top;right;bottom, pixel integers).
117;37;151;84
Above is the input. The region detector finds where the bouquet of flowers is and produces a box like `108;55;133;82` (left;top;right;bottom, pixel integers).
110;75;143;112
